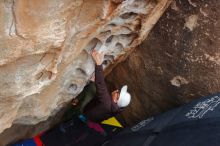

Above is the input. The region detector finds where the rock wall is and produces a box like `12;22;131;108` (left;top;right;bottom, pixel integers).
106;0;220;125
0;0;171;134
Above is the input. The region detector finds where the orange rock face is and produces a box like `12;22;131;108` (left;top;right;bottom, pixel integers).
0;0;171;133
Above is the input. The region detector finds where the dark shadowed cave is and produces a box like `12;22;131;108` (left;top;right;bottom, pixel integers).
106;0;220;125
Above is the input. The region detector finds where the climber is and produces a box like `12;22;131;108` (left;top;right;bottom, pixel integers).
72;49;131;122
41;49;131;146
11;49;131;146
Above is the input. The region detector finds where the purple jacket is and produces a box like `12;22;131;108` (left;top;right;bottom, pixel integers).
83;65;120;122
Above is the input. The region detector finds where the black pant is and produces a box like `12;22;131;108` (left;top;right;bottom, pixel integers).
41;116;105;146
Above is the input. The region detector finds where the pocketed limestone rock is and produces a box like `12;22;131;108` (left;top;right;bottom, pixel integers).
0;0;172;134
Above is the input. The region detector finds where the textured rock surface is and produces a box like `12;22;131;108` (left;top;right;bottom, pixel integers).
106;0;220;125
0;0;171;135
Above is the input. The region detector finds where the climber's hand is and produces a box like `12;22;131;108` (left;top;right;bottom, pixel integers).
71;98;79;106
91;49;104;65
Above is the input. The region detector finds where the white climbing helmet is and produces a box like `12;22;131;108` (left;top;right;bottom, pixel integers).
117;85;131;108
